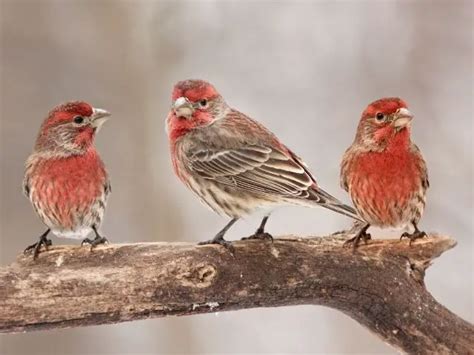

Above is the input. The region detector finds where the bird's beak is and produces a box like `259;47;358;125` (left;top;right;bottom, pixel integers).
173;97;194;119
90;108;111;130
393;107;413;129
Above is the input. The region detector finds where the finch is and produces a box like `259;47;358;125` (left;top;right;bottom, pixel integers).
340;98;429;248
23;101;111;258
166;79;362;251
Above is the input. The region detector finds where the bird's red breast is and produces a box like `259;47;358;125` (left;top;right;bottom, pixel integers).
28;148;108;229
345;129;424;225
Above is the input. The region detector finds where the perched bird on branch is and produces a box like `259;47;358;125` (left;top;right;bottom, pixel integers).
166;79;362;252
340;98;429;248
23;102;112;258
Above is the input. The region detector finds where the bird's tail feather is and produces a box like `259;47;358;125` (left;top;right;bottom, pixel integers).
310;188;364;222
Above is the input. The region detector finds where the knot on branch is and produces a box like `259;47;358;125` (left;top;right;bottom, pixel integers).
406;259;431;285
175;262;217;288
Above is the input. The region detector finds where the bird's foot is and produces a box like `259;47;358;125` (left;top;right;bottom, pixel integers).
81;236;108;251
400;230;427;246
343;231;371;250
24;237;52;259
241;231;273;242
198;237;235;256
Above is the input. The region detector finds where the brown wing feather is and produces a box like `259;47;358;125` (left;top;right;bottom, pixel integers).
187;145;313;198
340;147;353;192
411;143;429;189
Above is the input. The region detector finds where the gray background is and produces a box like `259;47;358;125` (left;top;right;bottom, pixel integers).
1;0;472;354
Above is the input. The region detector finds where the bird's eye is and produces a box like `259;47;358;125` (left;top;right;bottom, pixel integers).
73;116;85;124
375;112;385;121
199;99;208;108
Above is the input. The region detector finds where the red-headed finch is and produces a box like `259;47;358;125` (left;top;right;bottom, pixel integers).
340;98;429;248
23;102;111;258
166;79;362;252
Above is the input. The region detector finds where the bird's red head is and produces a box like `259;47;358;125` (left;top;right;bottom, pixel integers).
356;97;414;147
166;80;228;141
35;101;111;154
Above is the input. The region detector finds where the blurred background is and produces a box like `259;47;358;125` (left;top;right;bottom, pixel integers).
0;0;472;353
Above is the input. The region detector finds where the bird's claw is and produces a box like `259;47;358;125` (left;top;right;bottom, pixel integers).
343;232;371;250
24;238;52;259
400;230;427;246
241;232;273;242
198;237;235;256
81;236;108;251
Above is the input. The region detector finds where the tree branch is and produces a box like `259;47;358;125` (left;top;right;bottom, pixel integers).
0;234;472;354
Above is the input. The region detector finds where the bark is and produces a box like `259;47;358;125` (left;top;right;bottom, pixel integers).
0;234;472;354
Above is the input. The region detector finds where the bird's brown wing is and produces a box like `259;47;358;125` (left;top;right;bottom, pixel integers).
22;176;31;198
104;179;112;201
411;143;429;190
187;144;362;220
340;147;353;192
187;145;314;198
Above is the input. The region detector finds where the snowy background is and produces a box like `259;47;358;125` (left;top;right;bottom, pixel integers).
1;0;472;353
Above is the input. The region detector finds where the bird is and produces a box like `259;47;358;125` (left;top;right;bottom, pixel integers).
340;98;429;248
166;79;363;252
23;101;112;258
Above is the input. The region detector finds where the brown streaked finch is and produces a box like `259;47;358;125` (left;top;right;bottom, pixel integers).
166;79;363;252
340;98;429;249
23;101;111;258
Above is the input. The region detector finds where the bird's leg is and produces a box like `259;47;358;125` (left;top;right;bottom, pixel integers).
81;226;108;250
343;223;371;250
198;218;238;254
241;215;273;241
400;221;427;246
24;229;52;259
332;220;367;236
